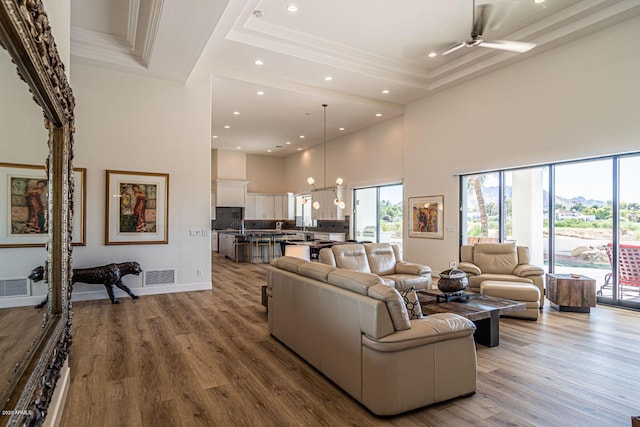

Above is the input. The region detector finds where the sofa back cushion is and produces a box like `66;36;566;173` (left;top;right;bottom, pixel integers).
298;262;335;282
367;284;411;331
364;243;397;276
271;256;309;273
327;269;385;295
331;244;372;273
473;243;518;274
318;247;336;266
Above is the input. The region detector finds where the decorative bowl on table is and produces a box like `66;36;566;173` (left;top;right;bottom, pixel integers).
437;269;469;294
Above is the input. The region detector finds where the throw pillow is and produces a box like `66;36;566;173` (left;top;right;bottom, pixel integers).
400;287;423;320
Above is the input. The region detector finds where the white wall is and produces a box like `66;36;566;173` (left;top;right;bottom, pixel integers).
70;64;212;299
246;154;287;193
284;116;404;215
403;15;640;273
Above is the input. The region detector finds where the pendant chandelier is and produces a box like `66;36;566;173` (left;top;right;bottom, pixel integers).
306;104;345;210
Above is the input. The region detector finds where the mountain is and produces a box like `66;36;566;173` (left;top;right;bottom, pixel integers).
465;186;607;211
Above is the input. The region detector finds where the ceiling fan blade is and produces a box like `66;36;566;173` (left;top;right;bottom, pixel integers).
441;42;466;56
472;3;493;36
479;40;536;53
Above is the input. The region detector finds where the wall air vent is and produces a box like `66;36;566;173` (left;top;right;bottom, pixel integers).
0;278;29;297
143;269;176;286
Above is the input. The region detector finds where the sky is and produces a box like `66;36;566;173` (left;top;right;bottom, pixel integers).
554;158;640;202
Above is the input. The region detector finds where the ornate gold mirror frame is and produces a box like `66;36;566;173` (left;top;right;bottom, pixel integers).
0;0;74;424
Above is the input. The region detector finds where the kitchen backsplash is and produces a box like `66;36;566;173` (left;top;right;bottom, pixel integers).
212;207;349;235
211;207;243;230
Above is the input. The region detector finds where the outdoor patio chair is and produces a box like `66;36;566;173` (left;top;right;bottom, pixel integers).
599;243;640;296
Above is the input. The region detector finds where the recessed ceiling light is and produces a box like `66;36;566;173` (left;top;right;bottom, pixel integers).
324;76;333;81
534;0;545;3
297;148;302;151
285;141;291;145
212;135;218;139
236;146;241;150
338;127;345;131
224;125;230;129
428;52;437;58
254;59;264;66
256;90;264;96
267;149;272;153
299;135;305;139
287;4;298;13
375;113;382;117
382;89;390;94
233;111;240;115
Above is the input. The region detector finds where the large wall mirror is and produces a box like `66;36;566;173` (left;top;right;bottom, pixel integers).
0;1;74;424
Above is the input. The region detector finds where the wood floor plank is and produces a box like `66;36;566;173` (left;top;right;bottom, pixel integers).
59;253;640;426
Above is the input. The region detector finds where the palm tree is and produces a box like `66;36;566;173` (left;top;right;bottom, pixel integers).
468;175;488;236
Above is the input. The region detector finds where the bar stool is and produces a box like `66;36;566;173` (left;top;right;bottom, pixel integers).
253;236;272;263
233;237;249;263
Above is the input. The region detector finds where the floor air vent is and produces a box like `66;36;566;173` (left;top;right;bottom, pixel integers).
143;269;176;286
0;278;29;297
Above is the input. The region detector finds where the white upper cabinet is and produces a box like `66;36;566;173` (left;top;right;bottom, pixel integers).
245;193;294;220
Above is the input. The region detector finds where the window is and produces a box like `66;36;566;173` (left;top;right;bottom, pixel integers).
295;195;315;228
460;154;640;310
353;184;403;244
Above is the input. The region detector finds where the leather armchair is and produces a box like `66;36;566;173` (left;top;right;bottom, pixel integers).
458;243;545;306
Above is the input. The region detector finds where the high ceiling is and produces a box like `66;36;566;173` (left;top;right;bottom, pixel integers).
70;0;640;156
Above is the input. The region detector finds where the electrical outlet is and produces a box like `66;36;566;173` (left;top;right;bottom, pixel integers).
449;261;458;269
196;268;202;276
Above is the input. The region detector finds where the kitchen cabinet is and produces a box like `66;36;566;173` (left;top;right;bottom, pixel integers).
245;194;274;219
311;188;345;221
245;194;256;219
245;193;295;220
274;193;295;220
258;195;275;219
216;180;248;207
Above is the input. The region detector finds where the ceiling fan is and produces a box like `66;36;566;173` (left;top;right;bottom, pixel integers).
442;0;536;56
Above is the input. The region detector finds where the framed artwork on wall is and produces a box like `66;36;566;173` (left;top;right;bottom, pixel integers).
0;163;86;247
408;195;444;239
105;170;169;245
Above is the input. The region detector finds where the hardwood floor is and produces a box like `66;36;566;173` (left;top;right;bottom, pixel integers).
59;254;640;426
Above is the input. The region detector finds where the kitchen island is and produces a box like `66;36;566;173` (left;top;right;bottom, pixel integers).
217;229;345;263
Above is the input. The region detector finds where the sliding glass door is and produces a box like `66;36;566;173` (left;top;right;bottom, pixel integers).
353;184;403;245
459;154;640;310
552;160;612;287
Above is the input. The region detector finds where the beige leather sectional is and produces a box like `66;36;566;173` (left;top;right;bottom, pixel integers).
267;256;477;416
318;243;432;290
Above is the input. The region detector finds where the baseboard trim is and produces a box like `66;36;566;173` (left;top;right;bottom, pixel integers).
71;281;212;302
44;363;69;427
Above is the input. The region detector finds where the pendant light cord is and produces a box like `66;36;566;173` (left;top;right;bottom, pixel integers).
323;103;327;189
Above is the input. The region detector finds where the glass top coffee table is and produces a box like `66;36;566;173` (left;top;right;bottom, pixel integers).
417;289;526;347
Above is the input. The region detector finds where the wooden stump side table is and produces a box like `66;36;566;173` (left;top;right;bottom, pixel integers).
546;273;596;313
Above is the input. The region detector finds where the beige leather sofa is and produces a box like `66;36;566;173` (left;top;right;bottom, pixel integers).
458;243;545;307
318;243;432;290
267;256;477;416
